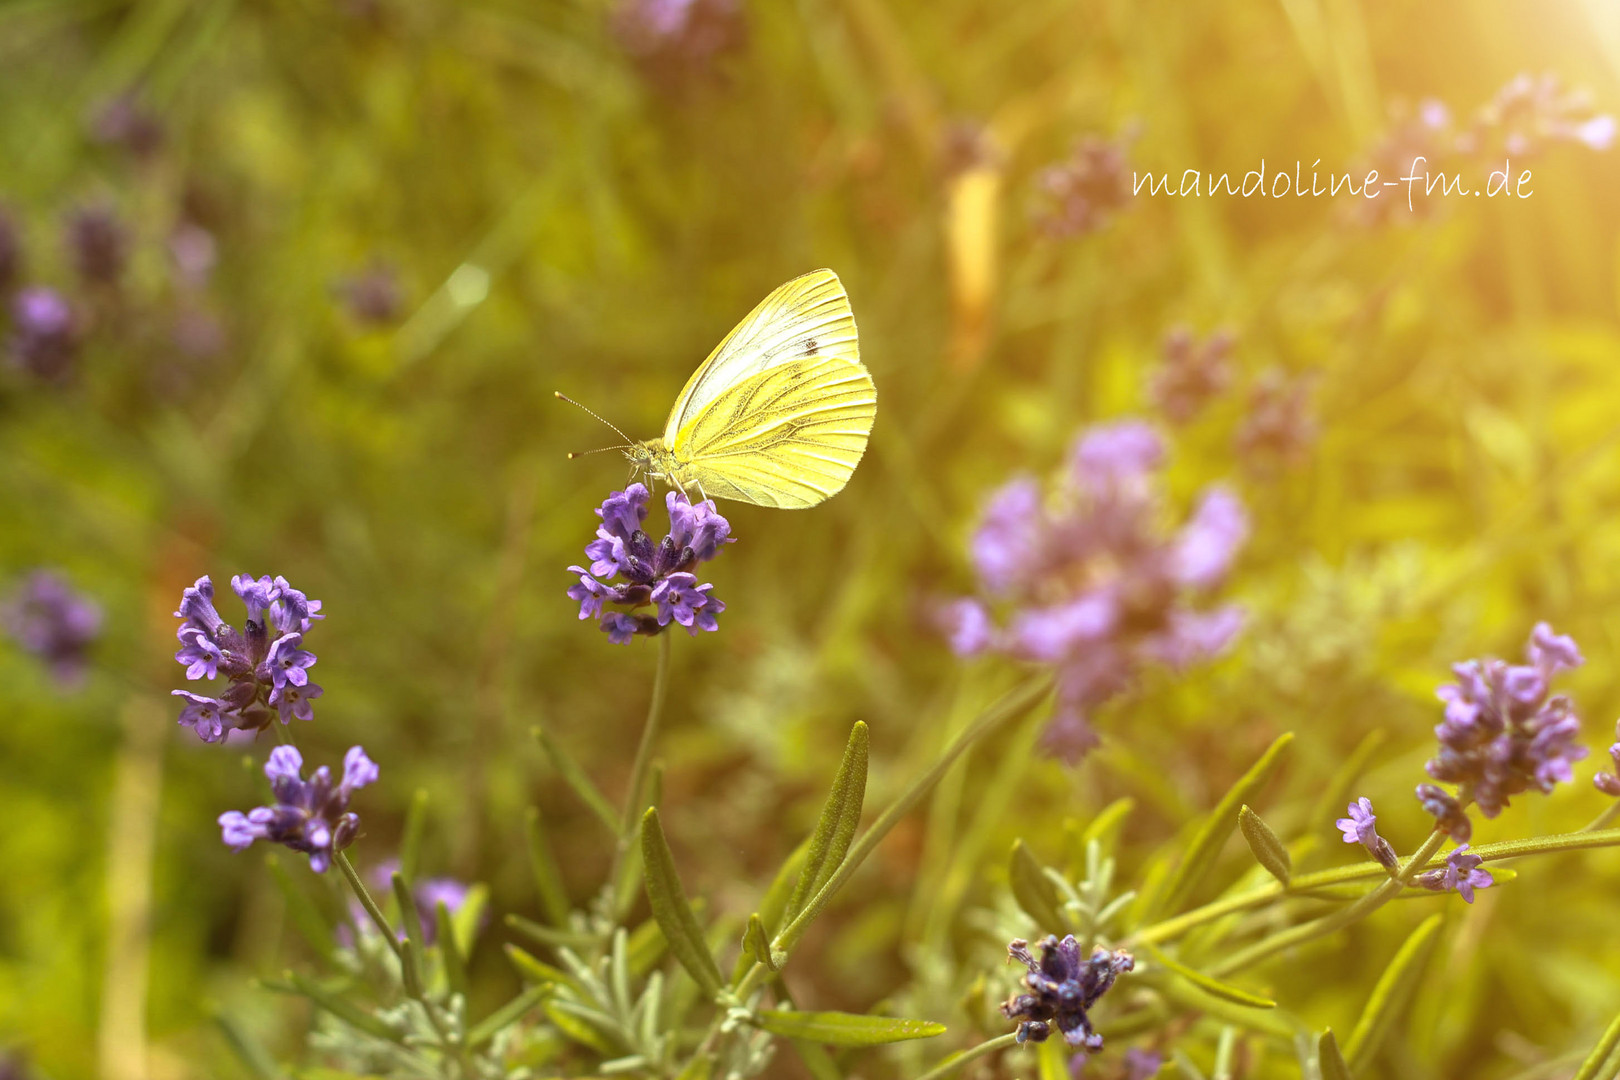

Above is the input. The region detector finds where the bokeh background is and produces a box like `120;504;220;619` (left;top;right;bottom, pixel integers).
6;0;1620;1077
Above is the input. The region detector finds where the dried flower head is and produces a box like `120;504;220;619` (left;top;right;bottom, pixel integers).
1150;325;1234;424
1033;135;1134;239
171;574;325;741
1;570;101;686
1001;935;1134;1050
1414;843;1494;904
567;484;732;642
944;421;1247;762
1419;622;1586;840
8;287;80;382
219;745;377;873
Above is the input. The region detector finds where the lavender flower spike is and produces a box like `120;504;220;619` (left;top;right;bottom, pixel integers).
218;745;377;872
1415;844;1494;904
1001;935;1134;1050
566;484;732;642
2;570;102;686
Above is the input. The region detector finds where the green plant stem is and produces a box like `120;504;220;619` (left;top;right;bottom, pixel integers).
1582;801;1620;833
335;852;470;1078
1207;827;1449;978
608;632;672;892
913;1033;1020;1080
337;851;403;960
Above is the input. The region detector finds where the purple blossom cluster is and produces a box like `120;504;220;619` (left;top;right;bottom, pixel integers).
1001;935;1134;1050
171;574;325;742
1419;623;1586;841
1150;326;1234;424
64;204;129;288
219;745;377;873
1;570;102;686
1032;135;1134;239
1334;797;1398;871
567;484;732;643
943;421;1247;762
8;286;80;383
1459;73;1617;159
1414;844;1494;904
1235;369;1316;470
1593;719;1620;797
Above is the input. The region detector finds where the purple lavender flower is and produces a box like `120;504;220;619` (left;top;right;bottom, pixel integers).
64;204;128;286
1;570;101;686
1593;718;1620;797
1419;622;1587;839
337;263;402;325
1033;135;1134;239
8;286;79;382
1122;1048;1163;1079
90;94;165;159
611;0;747;87
1001;935;1134;1050
1457;73;1616;159
945;421;1247;763
342;861;478;947
218;745;376;873
1351;98;1456;226
1236;370;1316;470
567;485;731;642
1335;796;1398;870
1150;326;1234;424
1414;844;1494;904
170;573;325;741
168;223;216;290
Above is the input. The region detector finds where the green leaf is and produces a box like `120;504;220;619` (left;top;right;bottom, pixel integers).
1142;944;1276;1009
1151;978;1296;1040
390;872;427;992
277;972;403;1043
398;788;429;885
1573;1008;1620;1080
532;724;620;834
504;943;577;990
450;883;489;957
1082;796;1136;853
641;807;724;997
755;1010;946;1046
1318;1029;1353;1080
437;900;467;998
1009;839;1066;932
675;1053;715;1080
743;913;780;970
1158;733;1294;915
1343;913;1444;1070
466;983;551;1049
1238;805;1291;886
525;805;572;926
783;721;869;926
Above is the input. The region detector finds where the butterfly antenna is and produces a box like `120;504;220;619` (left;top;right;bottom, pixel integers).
554;391;637;455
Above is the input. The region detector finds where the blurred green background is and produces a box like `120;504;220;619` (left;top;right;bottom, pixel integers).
5;0;1620;1077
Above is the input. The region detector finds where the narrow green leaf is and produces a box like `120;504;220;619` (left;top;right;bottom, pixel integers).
399;788;429;885
1238;805;1291;886
214;1012;285;1080
628;915;668;976
1158;733;1294;915
504;943;576;989
1318;1029;1352;1080
1343;913;1444;1071
1082;797;1136;853
450;883;489;957
390;872;427;991
755;1009;946;1046
437;900;467;998
783;722;869;926
263;852;334;961
466;983;551;1049
1573;1008;1620;1080
1009;839;1066;932
743;913;779;970
642;807;724;996
760;841;809;935
676;1053;715;1080
525;805;572;926
532;724;620;834
506;912;598;950
1152;978;1296;1039
281;972;402;1042
789;1037;843;1080
1143;945;1276;1009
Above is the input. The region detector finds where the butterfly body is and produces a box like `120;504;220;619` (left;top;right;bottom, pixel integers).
615;269;876;509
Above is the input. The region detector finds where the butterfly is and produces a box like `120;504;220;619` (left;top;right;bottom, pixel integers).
559;269;877;508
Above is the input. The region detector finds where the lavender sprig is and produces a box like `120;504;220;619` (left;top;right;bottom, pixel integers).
219;745;377;873
1001;935;1134;1050
1;570;101;686
170;573;325;741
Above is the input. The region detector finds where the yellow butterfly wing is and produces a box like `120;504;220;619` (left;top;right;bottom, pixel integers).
663;270;875;509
